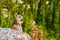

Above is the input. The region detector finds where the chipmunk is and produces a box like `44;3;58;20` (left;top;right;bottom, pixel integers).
11;15;32;40
11;15;23;32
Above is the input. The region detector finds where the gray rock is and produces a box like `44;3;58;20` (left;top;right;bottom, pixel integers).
0;28;31;40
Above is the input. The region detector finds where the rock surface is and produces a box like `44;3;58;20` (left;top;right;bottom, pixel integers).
0;28;31;40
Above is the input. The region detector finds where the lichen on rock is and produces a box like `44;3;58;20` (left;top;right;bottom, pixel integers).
0;28;31;40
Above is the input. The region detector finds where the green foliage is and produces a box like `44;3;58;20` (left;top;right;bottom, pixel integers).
0;0;60;40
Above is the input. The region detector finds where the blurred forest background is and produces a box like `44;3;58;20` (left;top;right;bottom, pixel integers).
0;0;60;40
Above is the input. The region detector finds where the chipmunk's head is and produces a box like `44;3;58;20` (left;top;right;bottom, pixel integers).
14;15;23;24
15;15;23;21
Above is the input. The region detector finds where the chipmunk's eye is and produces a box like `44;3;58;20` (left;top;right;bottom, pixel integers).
19;16;21;18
